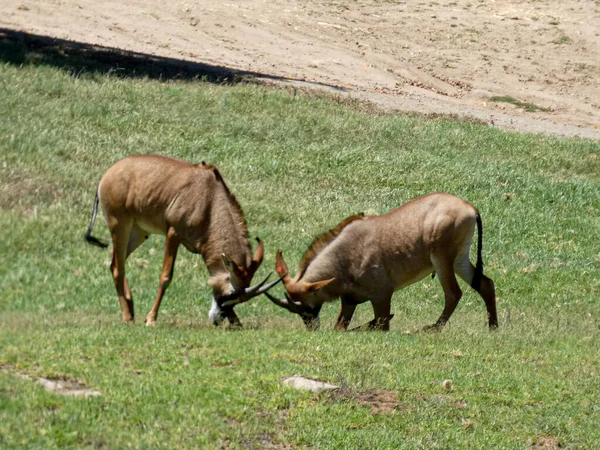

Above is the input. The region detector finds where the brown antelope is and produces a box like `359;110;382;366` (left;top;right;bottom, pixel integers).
265;193;498;331
85;154;282;326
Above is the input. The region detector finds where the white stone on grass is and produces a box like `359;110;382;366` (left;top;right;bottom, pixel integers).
282;376;339;393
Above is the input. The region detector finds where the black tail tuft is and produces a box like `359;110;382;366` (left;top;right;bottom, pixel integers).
471;214;484;291
84;189;108;248
85;233;108;248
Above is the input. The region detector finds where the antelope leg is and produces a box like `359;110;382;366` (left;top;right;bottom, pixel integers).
109;217;134;323
224;308;243;328
348;314;395;331
334;295;358;331
426;252;463;331
121;226;149;321
145;228;180;326
370;298;392;331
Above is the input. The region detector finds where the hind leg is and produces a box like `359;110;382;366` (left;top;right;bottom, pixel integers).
120;226;149;320
455;254;498;328
425;252;463;331
108;216;135;323
478;274;497;328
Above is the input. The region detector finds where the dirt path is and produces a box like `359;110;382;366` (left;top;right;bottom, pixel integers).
3;0;600;139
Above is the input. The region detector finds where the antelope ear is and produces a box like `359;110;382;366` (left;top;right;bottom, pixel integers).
275;250;292;284
303;278;335;293
250;237;264;272
222;253;244;276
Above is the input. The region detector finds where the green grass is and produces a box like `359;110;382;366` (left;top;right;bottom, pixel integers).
489;95;551;113
1;43;599;449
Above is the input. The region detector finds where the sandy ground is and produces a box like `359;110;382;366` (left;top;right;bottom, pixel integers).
3;0;600;139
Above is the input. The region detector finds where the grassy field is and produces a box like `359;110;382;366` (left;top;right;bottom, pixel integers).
1;39;599;449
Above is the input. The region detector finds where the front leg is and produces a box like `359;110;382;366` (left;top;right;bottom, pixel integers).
145;227;180;326
224;308;243;328
343;292;394;331
370;296;392;331
349;314;395;331
334;295;358;331
348;295;394;331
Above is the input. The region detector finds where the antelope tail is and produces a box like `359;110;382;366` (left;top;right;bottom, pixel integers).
471;214;484;291
84;189;108;248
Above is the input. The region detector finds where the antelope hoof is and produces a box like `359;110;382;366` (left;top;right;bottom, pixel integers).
422;323;443;333
145;316;157;327
349;314;394;332
349;320;377;332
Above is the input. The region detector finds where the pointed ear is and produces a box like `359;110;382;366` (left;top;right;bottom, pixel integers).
275;249;292;284
303;278;335;293
222;253;244;277
250;237;264;275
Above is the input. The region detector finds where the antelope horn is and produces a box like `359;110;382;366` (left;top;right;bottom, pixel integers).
264;291;302;313
264;291;290;309
243;272;278;297
220;272;287;307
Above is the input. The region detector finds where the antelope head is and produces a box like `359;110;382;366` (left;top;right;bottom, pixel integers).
264;250;334;331
209;238;285;325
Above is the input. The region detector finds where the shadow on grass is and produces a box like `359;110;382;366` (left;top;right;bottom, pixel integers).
0;28;342;90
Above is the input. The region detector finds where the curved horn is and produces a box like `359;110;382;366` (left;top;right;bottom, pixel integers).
264;291;291;310
220;272;287;307
265;291;303;313
251;237;264;268
243;272;285;298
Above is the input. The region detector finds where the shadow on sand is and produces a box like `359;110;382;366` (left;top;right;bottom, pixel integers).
0;27;343;91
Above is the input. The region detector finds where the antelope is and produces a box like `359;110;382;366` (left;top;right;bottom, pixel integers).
265;193;498;331
84;154;282;326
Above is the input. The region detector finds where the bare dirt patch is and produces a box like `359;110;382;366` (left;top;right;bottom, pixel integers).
532;435;560;449
330;387;402;415
2;0;600;139
355;389;401;415
1;363;101;398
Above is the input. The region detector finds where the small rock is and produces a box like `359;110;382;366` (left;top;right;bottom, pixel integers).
281;376;339;393
442;379;453;391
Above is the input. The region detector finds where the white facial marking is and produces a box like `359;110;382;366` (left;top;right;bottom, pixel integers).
208;296;223;325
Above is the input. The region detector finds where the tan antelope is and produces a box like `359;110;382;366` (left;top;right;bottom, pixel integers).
85;154;282;326
265;193;498;331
